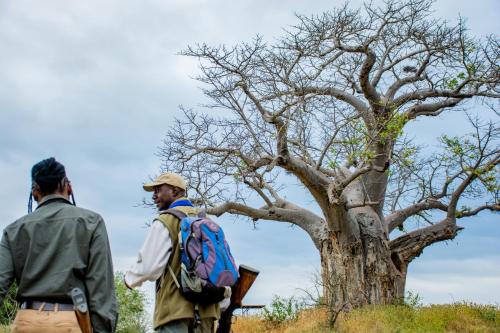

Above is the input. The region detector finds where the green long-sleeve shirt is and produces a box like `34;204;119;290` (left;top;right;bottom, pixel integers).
0;194;118;332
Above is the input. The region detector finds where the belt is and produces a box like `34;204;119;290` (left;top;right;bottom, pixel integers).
21;301;74;311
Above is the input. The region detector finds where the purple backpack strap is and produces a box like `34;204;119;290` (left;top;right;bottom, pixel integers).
164;209;188;220
197;208;207;218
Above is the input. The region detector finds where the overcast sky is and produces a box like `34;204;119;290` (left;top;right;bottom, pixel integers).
1;0;499;317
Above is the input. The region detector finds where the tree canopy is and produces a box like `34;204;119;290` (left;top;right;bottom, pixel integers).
161;0;498;254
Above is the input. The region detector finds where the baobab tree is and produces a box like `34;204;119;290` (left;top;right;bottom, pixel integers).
159;0;499;310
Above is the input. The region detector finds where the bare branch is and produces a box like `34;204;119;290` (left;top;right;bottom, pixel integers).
456;203;500;218
447;154;499;219
207;200;327;249
390;219;463;264
393;89;499;108
386;198;448;232
405;98;463;119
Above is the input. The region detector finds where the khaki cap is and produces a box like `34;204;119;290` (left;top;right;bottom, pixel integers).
143;172;187;192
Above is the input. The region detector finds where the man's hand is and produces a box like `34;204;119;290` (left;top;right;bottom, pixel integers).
123;276;132;290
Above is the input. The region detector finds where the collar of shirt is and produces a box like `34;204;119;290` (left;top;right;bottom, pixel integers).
36;194;71;210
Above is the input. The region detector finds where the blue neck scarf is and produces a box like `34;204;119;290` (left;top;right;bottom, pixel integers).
169;199;193;209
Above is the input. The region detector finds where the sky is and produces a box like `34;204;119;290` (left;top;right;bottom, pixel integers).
0;0;499;319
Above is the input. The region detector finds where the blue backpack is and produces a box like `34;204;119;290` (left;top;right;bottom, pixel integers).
165;209;239;304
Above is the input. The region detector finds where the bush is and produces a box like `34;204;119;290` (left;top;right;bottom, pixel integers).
262;295;304;325
0;283;18;325
114;272;149;333
405;290;424;308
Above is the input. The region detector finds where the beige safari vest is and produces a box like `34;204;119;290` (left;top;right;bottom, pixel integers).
153;202;219;329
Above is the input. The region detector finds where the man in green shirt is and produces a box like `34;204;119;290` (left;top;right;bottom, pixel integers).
0;157;118;332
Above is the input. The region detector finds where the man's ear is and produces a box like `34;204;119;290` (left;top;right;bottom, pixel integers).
66;180;73;197
174;187;185;198
32;184;42;202
60;178;72;197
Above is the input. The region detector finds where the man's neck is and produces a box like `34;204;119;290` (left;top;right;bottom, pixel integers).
37;193;69;205
171;196;185;203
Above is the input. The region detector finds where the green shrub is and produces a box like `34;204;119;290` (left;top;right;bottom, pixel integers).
469;302;499;325
404;290;424;308
0;283;18;325
262;295;304;325
114;272;149;333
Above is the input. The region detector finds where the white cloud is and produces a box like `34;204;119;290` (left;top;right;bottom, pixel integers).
407;256;500;304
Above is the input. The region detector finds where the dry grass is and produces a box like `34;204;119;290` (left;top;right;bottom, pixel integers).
233;307;331;333
232;303;500;333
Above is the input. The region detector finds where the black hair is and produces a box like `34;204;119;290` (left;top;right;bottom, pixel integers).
31;157;66;194
28;157;76;213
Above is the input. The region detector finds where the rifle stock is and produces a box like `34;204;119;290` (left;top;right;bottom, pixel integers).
217;265;259;333
71;288;93;333
75;311;93;333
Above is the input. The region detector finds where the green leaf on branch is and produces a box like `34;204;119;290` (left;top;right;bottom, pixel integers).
379;113;408;144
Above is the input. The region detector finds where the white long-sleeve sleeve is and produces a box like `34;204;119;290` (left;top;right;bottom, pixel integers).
124;220;171;288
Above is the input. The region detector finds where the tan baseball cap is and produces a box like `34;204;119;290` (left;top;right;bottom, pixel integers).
143;172;187;192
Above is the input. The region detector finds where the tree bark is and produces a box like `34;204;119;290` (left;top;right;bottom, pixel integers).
319;230;406;309
318;197;406;309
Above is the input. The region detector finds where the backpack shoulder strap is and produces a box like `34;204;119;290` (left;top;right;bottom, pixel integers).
162;208;188;220
197;208;207;218
156;209;187;290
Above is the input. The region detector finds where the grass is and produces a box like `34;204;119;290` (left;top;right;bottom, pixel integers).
232;303;500;333
1;303;498;332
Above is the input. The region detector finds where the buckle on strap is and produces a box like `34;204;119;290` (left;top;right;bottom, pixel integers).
193;304;201;328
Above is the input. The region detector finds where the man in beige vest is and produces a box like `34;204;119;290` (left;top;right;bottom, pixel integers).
125;172;219;332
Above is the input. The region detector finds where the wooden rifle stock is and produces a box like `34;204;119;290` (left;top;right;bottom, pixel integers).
217;265;259;333
75;311;93;333
71;288;93;333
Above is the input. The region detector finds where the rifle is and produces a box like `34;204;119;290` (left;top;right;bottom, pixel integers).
71;288;93;333
216;265;259;333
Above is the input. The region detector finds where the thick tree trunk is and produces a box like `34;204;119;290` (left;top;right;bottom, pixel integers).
318;181;406;309
319;227;406;310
